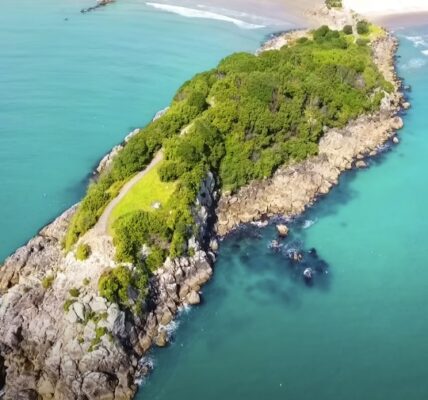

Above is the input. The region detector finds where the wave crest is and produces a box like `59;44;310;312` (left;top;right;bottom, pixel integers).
146;2;265;29
402;58;427;69
405;35;428;48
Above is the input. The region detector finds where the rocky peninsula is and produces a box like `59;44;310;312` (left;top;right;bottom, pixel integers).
0;7;406;400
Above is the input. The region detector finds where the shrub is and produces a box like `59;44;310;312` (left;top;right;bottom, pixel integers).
63;299;76;312
83;278;90;286
89;327;108;352
145;247;166;272
76;243;91;261
158;160;187;182
98;266;134;306
343;25;353;35
357;20;370;35
313;25;330;41
69;288;80;297
356;38;370;46
41;275;55;289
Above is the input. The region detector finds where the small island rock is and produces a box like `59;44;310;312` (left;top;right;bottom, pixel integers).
276;224;289;237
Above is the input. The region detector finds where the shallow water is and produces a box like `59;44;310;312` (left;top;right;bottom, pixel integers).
0;0;270;261
137;26;428;400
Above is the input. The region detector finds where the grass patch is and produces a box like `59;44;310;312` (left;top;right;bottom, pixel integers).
359;23;386;41
108;163;177;232
41;275;55;289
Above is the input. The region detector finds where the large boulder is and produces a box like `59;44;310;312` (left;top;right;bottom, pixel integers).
186;291;200;305
276;224;289;237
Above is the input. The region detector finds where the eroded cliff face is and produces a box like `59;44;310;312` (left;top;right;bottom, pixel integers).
216;34;405;236
0;173;217;400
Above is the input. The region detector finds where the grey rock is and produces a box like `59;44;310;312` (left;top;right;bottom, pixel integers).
72;302;85;321
89;297;107;313
186;291;200;305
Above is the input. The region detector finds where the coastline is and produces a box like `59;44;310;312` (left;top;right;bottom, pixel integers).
216;31;405;236
0;9;407;400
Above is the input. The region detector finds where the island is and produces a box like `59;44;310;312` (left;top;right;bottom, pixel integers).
0;4;406;400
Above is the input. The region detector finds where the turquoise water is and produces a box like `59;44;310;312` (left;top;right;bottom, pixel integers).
3;1;428;399
138;27;428;400
0;0;270;261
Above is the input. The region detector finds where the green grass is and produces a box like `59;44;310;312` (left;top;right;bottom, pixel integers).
108;163;177;232
360;23;386;41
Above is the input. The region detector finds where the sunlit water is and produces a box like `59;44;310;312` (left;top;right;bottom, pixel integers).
2;1;428;399
0;0;272;261
137;25;428;400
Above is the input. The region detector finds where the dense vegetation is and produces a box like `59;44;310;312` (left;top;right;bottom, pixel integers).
357;20;370;35
66;26;391;306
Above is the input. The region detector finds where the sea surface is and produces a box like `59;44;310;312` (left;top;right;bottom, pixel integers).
2;1;428;399
137;25;428;400
0;0;273;261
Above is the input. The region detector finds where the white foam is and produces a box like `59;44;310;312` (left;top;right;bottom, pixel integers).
422;50;428;56
161;319;180;336
302;219;317;229
146;2;265;29
402;58;427;69
405;35;428;48
178;303;192;314
251;220;269;228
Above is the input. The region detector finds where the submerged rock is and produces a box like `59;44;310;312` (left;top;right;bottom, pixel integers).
355;160;367;169
303;268;314;281
289;250;303;263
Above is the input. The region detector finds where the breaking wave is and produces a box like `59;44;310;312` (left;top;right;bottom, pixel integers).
146;2;265;29
405;35;428;48
302;219;317;229
401;58;427;69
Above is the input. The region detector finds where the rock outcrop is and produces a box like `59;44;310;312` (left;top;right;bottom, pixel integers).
0;171;216;400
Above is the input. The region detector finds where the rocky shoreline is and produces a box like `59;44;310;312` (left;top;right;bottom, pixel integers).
0;13;406;400
0;170;217;399
216;33;404;235
217;11;405;235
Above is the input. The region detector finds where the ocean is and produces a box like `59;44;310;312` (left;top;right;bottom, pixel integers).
136;24;428;400
0;0;272;261
2;1;428;399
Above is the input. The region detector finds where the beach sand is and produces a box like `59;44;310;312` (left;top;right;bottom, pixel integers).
150;0;428;30
148;0;325;28
343;0;428;26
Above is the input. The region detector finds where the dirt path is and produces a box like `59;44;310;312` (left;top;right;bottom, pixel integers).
92;151;164;236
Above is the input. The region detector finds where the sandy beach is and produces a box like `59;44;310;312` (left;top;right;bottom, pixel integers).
146;0;325;28
147;0;428;29
343;0;428;26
